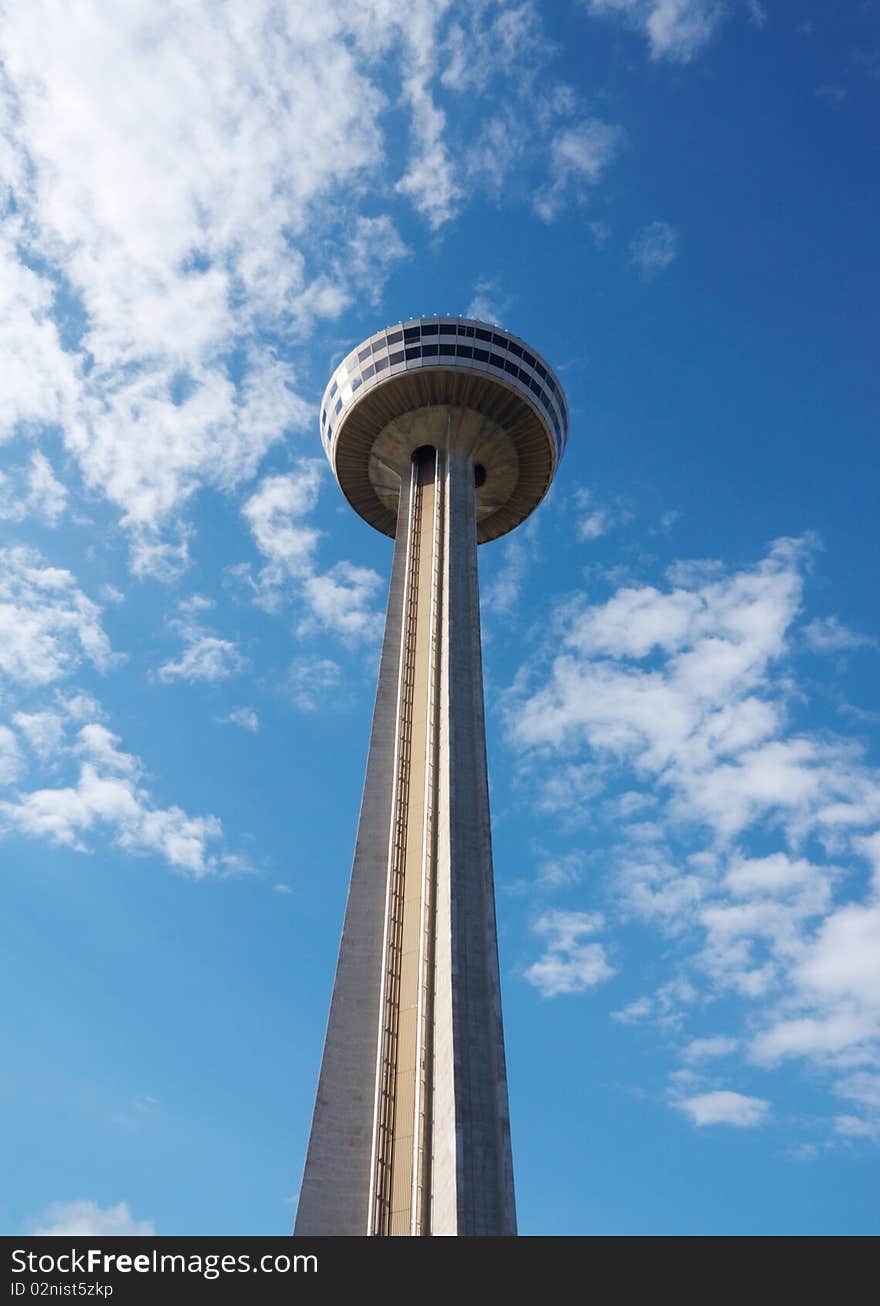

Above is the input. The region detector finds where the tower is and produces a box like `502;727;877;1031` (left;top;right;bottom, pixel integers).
295;317;568;1237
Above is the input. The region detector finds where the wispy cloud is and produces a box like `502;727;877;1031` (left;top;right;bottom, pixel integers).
157;597;245;684
535;119;625;222
289;658;344;713
524;909;615;997
575;487;630;540
803;616;875;654
584;1;726;64
505;535;880;1132
0;451;68;525
219;708;260;733
466;278;507;326
630;221;679;278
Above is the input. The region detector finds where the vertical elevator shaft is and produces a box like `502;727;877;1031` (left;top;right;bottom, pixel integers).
371;447;440;1236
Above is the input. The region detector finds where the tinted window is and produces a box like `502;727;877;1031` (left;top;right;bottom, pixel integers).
421;323;439;336
351;377;362;392
439;343;455;355
508;342;523;358
404;346;420;360
492;332;508;348
403;327;420;342
387;331;403;345
535;361;547;380
329;381;338;398
422;344;438;356
440;323;458;334
523;351;536;368
358;347;370;363
473;347;489;362
334;398;342;415
529;378;542;396
362;363;375;379
475;328;492;342
503;359;518;376
389;350;404;365
374;355;389;371
457;345;473;358
371;339;386;355
489;352;504;368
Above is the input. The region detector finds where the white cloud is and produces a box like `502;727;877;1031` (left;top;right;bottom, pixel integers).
524;909;615;997
344;216;411;304
466;278;506;326
0;451;68;525
677;1090;770;1127
630;221;679;278
1;723;222;877
157;599;244;684
536;119;625;221
289;658;344;712
585;1;725;63
574;487;629;540
0;5;417;564
29;1200;154;1237
0;546;113;686
301;563;384;644
535;852;586;891
683;1035;740;1061
0;725;24;784
505;534;880;1130
830;1071;880;1138
834;1113;879;1138
2;4;627;567
158;636;244;685
482;530;533;616
803;616;875;653
0;219;79;440
396;83;461;229
508;850;586;895
242;464;383;643
219;708;260;733
243;464;324;587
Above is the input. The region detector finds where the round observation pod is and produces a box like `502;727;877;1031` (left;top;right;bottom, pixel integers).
319;316;569;544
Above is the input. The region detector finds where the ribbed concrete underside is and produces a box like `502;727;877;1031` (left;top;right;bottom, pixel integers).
333;368;554;543
295;449;516;1237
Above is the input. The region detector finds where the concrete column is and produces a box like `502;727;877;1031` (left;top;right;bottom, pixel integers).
295;444;515;1237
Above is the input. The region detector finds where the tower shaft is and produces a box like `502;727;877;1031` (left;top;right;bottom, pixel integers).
295;447;516;1237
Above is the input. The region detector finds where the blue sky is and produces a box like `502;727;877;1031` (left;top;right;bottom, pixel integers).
1;1;878;1237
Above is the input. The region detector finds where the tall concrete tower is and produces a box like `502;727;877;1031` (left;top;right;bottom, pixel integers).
295;317;568;1237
